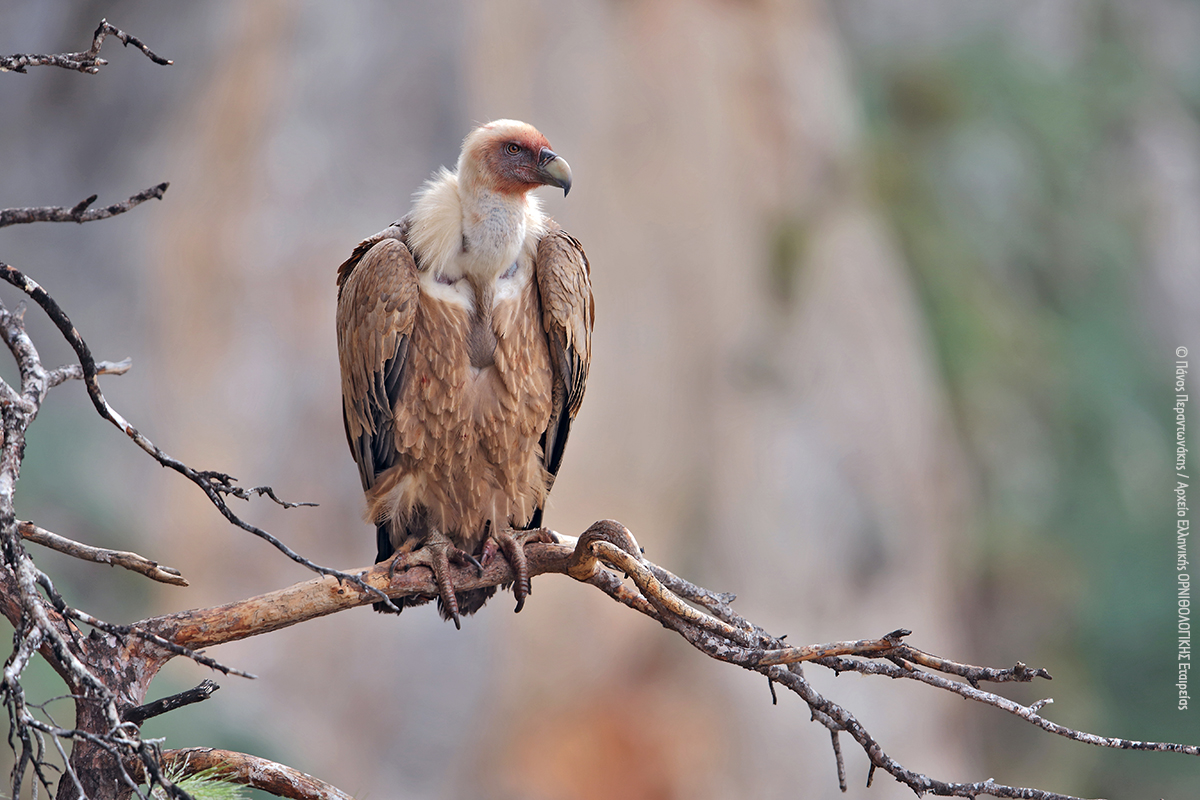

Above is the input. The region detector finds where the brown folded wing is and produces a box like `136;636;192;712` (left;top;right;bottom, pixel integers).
335;222;418;493
534;225;593;513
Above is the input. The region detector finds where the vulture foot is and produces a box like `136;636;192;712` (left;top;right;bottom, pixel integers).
489;527;558;613
392;532;484;630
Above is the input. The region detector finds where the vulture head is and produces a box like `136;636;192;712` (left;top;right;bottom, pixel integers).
458;119;573;198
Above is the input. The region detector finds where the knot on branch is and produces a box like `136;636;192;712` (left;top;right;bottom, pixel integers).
1012;661;1053;682
566;519;643;580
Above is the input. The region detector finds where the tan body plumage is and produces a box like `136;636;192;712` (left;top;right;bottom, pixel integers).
336;121;592;625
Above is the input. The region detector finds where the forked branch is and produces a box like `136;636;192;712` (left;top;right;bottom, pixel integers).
0;19;171;74
112;521;1194;800
0;184;170;228
0;260;398;612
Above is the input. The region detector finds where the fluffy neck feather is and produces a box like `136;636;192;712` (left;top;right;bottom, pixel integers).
407;167;546;284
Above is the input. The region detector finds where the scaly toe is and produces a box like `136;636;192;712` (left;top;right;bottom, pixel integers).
391;535;480;628
491;527;553;613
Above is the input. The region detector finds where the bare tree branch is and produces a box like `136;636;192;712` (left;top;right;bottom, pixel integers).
97;521;1191;800
155;748;355;800
0;295;233;799
0;308;139;799
122;681;218;726
0;22;1193;795
767;664;1083;800
0;184;170;228
0;19;171;75
47;357;132;388
19;521;188;586
1;257;1194;797
59;603;254;680
0;260;399;612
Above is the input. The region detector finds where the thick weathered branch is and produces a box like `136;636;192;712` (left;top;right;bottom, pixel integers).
0;184;169;228
157;748;355;800
112;521;1195;800
19;521;188;586
0;19;171;74
61;604;252;680
137;540;571;652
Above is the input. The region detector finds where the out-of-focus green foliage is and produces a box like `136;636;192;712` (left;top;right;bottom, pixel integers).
149;766;248;800
853;5;1194;796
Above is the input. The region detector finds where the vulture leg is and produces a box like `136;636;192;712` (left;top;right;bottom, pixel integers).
490;528;558;613
392;531;484;630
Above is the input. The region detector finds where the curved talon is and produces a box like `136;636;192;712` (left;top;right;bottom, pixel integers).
491;527;556;613
460;549;485;577
386;550;405;580
387;534;492;630
495;532;531;612
427;545;461;629
383;526;555;624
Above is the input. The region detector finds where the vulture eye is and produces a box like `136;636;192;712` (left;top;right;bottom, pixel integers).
505;143;522;155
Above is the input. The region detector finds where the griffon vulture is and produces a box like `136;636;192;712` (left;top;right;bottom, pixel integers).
336;120;592;627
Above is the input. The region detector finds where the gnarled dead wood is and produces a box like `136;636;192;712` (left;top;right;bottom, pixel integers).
157;748;355;800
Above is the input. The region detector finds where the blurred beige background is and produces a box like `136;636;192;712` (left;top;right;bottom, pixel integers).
1;1;1197;798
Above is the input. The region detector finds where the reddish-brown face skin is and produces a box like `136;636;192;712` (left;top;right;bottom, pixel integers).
482;131;556;196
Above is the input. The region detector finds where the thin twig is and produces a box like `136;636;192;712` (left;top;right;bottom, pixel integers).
0;184;169;228
0;19;172;74
829;730;847;793
765;665;1082;800
47;357;132;388
209;480;318;509
889;648;1053;686
123;681;218;725
818;653;1200;755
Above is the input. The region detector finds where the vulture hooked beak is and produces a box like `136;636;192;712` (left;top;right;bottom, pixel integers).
537;147;572;196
